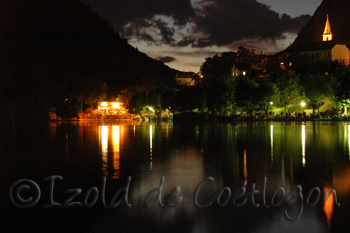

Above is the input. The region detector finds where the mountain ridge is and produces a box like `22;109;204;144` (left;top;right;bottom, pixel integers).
0;0;177;99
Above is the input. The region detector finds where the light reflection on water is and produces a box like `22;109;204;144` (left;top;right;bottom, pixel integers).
76;121;350;232
2;120;350;232
302;124;306;167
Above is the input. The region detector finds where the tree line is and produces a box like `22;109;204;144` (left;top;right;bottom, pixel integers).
118;47;350;118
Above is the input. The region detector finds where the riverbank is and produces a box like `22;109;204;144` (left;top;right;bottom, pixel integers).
173;112;350;123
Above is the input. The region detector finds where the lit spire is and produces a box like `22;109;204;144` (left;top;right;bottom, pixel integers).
323;14;333;41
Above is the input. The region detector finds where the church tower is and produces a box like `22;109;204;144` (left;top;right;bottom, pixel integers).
323;14;333;41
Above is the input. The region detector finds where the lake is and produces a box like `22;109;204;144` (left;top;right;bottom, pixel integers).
1;120;349;233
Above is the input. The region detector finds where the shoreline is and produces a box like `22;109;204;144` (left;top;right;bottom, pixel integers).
48;117;350;123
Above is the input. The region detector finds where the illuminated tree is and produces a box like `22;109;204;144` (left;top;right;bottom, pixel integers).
276;71;304;115
331;66;350;115
302;72;333;115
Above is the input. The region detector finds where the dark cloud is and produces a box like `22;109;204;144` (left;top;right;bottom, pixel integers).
178;37;196;47
140;33;155;42
154;19;176;44
191;0;310;47
82;0;311;48
157;56;176;63
81;0;196;29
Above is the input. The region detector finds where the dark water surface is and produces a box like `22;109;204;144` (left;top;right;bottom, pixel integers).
1;120;350;233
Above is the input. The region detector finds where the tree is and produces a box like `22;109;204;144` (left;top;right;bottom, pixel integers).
160;87;178;114
204;75;235;115
78;78;107;109
234;76;258;116
200;52;238;79
237;46;255;58
302;72;333;115
255;79;280;118
56;97;82;119
118;78;170;117
128;90;149;117
331;66;350;115
276;71;304;115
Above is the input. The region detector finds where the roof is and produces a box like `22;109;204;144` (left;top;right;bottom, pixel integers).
323;15;332;35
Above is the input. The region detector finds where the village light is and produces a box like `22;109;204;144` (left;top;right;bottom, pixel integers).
111;102;120;108
270;102;273;105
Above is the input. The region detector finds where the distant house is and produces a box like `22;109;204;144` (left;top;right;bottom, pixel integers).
231;62;250;77
98;101;127;112
175;72;199;86
285;15;350;66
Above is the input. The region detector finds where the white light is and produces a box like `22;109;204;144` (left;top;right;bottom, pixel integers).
111;102;120;108
270;102;273;105
302;125;306;167
301;102;306;107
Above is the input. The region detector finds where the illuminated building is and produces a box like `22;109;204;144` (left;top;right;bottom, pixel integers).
286;15;350;66
323;15;333;42
97;101;126;112
175;72;198;86
231;62;249;77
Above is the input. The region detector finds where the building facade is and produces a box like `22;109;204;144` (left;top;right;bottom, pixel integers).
175;72;198;86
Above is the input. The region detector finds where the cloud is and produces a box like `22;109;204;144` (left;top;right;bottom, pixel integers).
178;37;196;47
156;56;176;63
140;33;155;42
81;0;196;29
82;0;310;49
154;19;176;44
191;0;310;47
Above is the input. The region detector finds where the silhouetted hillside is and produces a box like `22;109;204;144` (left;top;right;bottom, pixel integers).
0;0;177;100
291;0;350;46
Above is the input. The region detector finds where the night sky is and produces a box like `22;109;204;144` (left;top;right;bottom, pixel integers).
81;0;322;72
